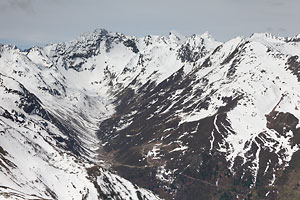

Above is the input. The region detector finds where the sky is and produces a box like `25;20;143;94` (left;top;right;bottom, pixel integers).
1;0;300;49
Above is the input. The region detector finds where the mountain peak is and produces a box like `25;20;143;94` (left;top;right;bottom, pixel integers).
79;28;109;39
199;31;214;40
168;30;183;43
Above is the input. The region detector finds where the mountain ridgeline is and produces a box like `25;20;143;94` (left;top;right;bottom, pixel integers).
1;29;300;199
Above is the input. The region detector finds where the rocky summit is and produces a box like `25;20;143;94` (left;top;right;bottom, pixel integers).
1;29;300;199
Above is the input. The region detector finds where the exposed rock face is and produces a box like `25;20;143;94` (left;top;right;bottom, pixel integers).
1;29;300;199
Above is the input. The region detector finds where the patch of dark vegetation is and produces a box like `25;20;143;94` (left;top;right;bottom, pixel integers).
87;166;101;177
275;150;300;200
219;191;235;200
218;95;242;114
115;88;136;113
255;149;278;198
266;111;299;136
286;55;300;81
264;109;300;199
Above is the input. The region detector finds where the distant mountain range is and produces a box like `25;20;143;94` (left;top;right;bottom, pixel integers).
1;29;300;199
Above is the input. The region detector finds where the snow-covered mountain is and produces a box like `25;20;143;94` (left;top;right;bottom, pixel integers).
1;29;300;199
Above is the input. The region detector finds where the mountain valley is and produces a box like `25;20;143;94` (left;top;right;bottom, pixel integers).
1;29;300;199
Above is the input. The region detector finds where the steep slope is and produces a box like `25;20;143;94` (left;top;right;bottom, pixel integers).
95;33;300;199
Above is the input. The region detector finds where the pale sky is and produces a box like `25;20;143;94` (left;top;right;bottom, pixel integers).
1;0;300;49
